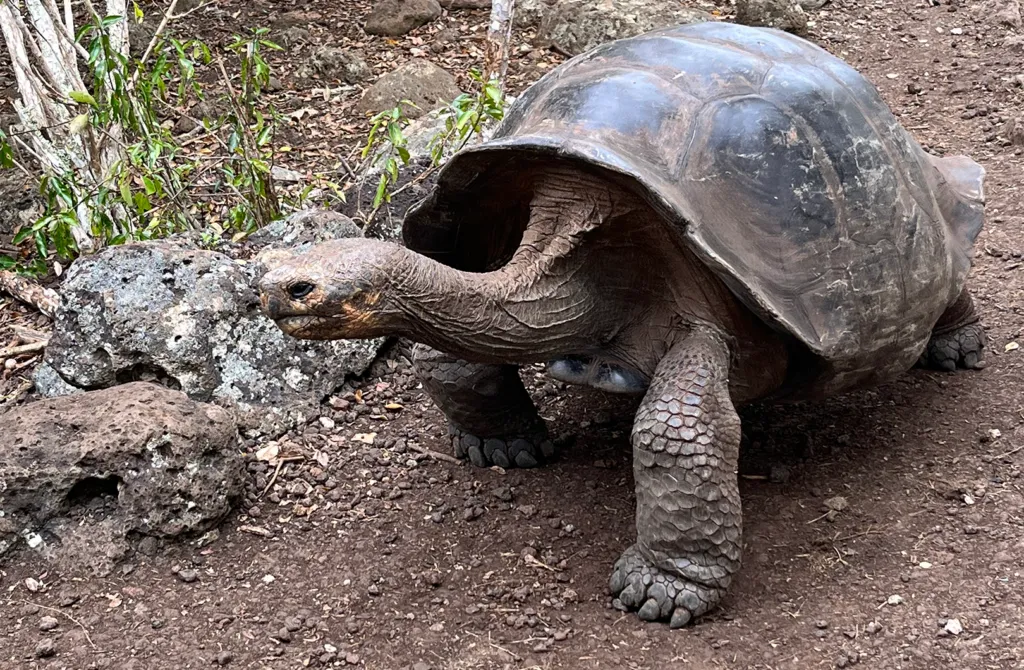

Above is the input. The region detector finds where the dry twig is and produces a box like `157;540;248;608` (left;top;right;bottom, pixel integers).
16;600;95;648
408;443;463;465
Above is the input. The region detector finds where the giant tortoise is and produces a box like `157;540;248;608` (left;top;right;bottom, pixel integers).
259;22;987;627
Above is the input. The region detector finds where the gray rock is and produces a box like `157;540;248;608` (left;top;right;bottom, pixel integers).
276;25;312;49
35;639;56;658
535;0;712;56
31;361;82;397
364;0;442;36
515;0;558;28
356;59;462;119
300;46;372;84
0;383;242;572
735;0;808;34
35;212;383;434
987;0;1022;28
246;210;362;253
1003;117;1024;145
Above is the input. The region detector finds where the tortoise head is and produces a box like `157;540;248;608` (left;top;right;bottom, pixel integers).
258;237;408;340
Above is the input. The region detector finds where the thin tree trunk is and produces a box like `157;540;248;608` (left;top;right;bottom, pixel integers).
484;0;515;92
0;0;131;253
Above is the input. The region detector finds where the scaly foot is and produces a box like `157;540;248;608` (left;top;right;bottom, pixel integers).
920;321;986;371
450;425;555;468
610;545;726;628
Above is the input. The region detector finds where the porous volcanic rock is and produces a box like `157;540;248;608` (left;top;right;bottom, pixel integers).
355;59;462;119
0;383;242;573
535;0;712;55
735;0;809;34
34;211;382;434
364;0;442;36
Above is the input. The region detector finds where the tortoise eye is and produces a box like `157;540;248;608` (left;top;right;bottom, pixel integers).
288;282;315;299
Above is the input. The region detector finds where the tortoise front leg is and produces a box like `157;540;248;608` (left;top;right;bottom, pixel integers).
610;327;742;628
412;344;555;468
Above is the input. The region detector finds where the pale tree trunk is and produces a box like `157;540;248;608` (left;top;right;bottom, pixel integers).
0;0;130;253
484;0;515;92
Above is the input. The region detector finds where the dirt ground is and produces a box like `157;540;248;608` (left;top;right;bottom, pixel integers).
2;0;1024;668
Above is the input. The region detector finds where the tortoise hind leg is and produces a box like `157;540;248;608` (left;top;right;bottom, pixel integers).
919;287;986;371
412;344;555;468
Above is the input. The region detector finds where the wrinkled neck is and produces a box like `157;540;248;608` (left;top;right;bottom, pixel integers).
390;201;602;364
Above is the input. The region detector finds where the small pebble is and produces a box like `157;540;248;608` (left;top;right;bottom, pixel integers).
35;639;56;658
866;621;883;635
216;651;233;666
944;618;964;635
39;616;59;632
345;652;360;664
177;569;199;584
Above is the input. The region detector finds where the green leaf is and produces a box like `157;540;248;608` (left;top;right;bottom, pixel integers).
0;254;16;270
12;227;33;245
386;122;405;148
69;90;98;107
134;192;152;213
455;108;476;131
0;138;15;169
373;173;389;209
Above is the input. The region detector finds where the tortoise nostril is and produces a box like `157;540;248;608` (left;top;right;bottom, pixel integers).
289;282;315;299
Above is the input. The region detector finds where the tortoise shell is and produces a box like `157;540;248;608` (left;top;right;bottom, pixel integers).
403;22;985;393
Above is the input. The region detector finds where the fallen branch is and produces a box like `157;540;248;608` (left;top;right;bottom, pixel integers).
408;443;463;465
0;270;59;317
0;340;48;358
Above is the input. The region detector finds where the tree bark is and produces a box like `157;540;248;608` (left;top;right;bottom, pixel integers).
484;0;516;92
0;270;59;317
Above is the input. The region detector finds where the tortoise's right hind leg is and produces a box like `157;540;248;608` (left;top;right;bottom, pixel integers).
919;287;986;371
412;344;555;468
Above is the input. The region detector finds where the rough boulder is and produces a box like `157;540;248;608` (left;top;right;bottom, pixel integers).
35;211;383;434
364;0;442;36
735;0;809;34
535;0;712;55
0;383;243;573
355;59;462;119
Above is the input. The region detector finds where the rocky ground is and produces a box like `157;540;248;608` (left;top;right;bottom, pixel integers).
2;0;1024;668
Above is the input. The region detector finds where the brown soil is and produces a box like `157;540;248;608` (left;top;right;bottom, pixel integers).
2;0;1024;669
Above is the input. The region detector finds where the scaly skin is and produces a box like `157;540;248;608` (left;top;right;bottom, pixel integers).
610;327;742;628
412;344;555;468
919;287;986;371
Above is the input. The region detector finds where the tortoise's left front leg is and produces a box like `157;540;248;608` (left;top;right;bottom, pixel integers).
610;327;742;628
